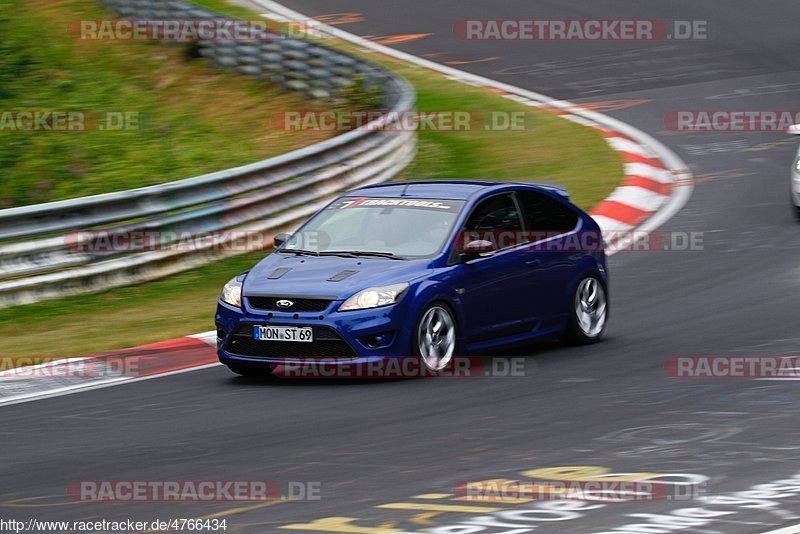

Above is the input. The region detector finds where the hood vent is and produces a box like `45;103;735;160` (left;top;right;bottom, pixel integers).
267;268;291;279
327;270;359;282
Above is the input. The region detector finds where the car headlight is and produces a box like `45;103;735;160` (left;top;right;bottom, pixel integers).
220;273;247;308
339;283;409;312
795;158;800;173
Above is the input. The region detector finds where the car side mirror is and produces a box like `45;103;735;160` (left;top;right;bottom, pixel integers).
273;233;291;248
459;239;495;262
788;124;800;135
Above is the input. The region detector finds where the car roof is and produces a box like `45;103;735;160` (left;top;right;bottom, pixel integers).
348;180;569;201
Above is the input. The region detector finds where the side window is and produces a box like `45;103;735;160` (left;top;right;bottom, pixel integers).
517;191;578;237
463;193;524;250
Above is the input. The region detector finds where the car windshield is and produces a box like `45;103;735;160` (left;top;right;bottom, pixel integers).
281;197;465;258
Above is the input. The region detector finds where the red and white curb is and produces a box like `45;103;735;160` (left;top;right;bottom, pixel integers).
589;128;680;239
1;1;694;406
0;333;218;407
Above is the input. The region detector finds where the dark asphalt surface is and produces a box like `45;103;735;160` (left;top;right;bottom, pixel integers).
3;1;800;533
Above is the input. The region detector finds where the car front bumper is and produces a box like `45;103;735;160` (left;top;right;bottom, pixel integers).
215;296;418;370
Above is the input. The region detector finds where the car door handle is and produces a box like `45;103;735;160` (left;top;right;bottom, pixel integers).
525;259;542;269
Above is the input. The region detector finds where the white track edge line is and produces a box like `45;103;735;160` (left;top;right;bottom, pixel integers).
762;524;800;534
0;363;222;407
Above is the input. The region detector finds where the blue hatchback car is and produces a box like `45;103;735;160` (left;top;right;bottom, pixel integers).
215;181;608;376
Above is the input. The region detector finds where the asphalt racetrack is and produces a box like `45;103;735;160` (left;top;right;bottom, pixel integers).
3;1;800;532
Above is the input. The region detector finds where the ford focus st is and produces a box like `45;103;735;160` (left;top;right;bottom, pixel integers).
215;180;609;376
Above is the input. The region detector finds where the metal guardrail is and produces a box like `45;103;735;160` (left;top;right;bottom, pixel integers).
0;1;416;309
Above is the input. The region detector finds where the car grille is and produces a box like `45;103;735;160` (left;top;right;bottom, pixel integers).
247;296;333;313
224;325;357;359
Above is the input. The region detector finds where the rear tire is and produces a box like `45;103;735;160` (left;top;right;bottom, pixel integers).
562;276;608;345
794;203;800;220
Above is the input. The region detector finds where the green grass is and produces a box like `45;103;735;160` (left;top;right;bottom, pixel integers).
396;68;619;209
0;0;338;207
191;0;262;19
0;1;623;359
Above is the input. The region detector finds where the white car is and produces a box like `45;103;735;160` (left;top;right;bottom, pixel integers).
791;124;800;219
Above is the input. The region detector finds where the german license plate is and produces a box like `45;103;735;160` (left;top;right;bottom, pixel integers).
253;325;313;342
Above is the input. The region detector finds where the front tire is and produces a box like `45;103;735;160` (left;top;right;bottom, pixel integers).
413;303;458;373
562;276;608;345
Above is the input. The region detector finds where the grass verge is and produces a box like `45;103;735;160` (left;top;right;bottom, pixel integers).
0;1;623;359
0;0;337;207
